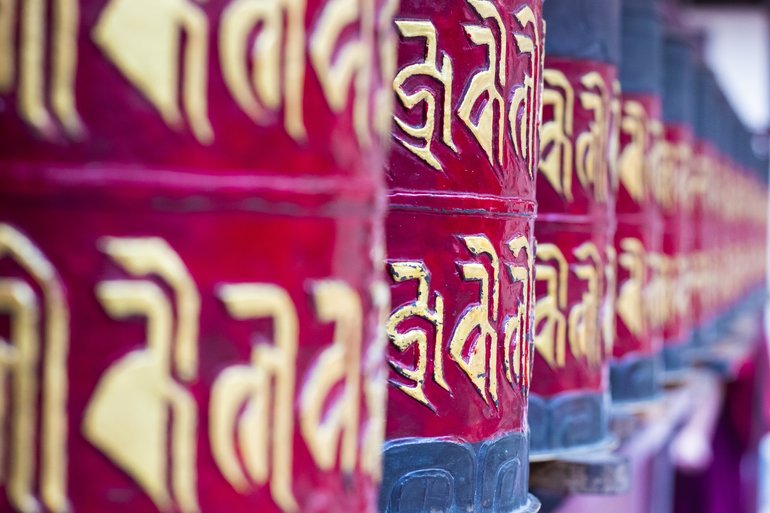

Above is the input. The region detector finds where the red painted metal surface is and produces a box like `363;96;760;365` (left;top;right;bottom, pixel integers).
0;2;394;513
613;95;663;371
385;0;542;443
381;1;543;511
531;57;619;451
659;123;694;363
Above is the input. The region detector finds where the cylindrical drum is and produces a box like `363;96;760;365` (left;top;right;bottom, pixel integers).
659;31;696;374
0;2;393;513
610;0;664;402
381;1;543;511
692;66;721;347
530;0;619;455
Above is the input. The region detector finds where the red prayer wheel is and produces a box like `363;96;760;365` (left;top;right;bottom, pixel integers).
609;0;665;402
381;0;543;511
0;2;394;513
692;66;722;347
530;0;619;455
658;30;697;373
658;123;695;372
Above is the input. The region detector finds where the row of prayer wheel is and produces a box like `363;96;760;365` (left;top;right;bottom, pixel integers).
0;1;766;513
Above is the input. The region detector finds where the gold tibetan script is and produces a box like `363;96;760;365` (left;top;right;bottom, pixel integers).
374;0;399;141
310;0;375;147
539;69;575;201
220;0;307;141
458;0;507;166
509;6;542;176
503;236;534;388
386;235;534;408
448;236;500;405
300;281;367;474
83;238;200;513
0;224;69;513
576;72;611;202
617;238;646;337
534;244;568;368
568;243;602;366
211;284;298;513
646;252;669;330
0;0;82;136
392;20;456;171
93;0;213;144
618;101;648;203
386;261;448;408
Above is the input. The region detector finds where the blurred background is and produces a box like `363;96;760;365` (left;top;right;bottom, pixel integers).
683;2;770;512
536;1;770;512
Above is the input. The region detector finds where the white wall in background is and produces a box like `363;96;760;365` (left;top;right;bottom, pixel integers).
684;6;770;132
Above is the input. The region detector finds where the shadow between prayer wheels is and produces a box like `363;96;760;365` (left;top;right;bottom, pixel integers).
610;0;665;403
0;2;394;513
529;0;620;457
381;1;543;511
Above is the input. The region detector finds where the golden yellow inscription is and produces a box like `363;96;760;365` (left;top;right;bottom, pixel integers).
220;0;307;141
0;279;39;513
310;0;375;147
386;261;448;408
211;284;298;513
0;0;82;136
458;0;507;165
534;244;569;368
645;252;669;331
448;236;500;405
0;224;69;513
568;243;602;366
618;101;648;203
647;120;666;210
539;69;575;200
503;236;534;387
93;0;213;144
616;238;646;337
300;280;365;473
392;20;456;171
387;234;534;407
576;72;611;201
509;5;542;175
83;237;200;513
374;0;400;141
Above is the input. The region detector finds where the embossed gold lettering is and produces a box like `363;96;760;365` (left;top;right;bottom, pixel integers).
83;238;200;513
392;20;456;171
539;69;575;200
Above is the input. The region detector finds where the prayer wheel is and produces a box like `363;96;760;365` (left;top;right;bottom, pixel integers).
611;0;665;402
0;2;394;513
692;66;722;348
381;0;543;511
530;0;619;455
659;30;697;374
